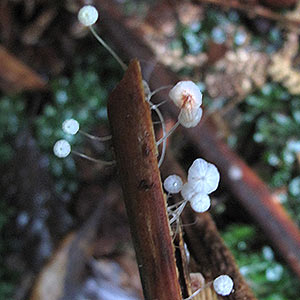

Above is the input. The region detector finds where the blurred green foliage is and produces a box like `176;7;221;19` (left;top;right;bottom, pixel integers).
0;50;120;298
241;83;300;226
174;8;283;59
222;224;300;300
0;97;24;299
0;96;25;164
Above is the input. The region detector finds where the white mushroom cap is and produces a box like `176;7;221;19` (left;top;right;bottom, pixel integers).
178;106;203;128
181;181;196;201
189;193;211;213
78;5;99;26
53;139;71;158
163;175;183;194
188;158;220;194
62;119;80;135
169;81;202;109
213;275;234;296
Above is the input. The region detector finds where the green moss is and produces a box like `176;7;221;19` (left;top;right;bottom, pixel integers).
239;83;300;226
222;224;300;300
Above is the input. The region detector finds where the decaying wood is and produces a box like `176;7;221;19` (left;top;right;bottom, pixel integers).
174;226;192;299
30;234;74;300
31;197;106;300
0;46;47;92
95;0;300;280
107;60;182;300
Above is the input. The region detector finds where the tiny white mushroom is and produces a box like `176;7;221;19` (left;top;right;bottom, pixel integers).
62;119;80;135
169;81;202;109
78;5;99;27
189;193;211;213
178;106;203;128
188;158;220;194
213;275;234;296
164;175;183;194
53;139;71;158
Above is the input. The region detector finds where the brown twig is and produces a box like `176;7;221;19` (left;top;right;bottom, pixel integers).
107;59;182;300
0;45;47;92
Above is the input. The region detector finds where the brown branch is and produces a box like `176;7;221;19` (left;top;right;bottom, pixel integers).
96;0;300;280
107;59;182;300
0;46;47;93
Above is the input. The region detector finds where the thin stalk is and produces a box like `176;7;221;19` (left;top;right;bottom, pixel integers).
79;130;112;142
167;199;186;211
157;121;180;146
169;201;187;225
149;85;172;99
148;100;167;168
72;150;115;165
183;282;211;300
89;26;127;71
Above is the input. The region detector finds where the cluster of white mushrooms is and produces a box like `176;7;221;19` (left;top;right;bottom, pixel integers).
52;5;234;298
164;158;233;298
53;118;114;165
164;158;220;214
53;119;79;158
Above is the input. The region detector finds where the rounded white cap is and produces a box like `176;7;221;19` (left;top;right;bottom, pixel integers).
53;139;71;158
188;158;220;194
163;175;183;194
62;119;80;135
169;81;202;108
213;275;234;296
78;5;99;26
189;193;210;213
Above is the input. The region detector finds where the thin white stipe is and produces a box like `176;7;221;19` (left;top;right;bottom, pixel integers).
167;200;186;211
79;130;112;142
169;201;187;225
156;121;180;146
183;282;212;300
89;26;127;71
148;99;167;168
152;120;163;125
149;85;172;99
152;99;169;108
72;150;115;166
